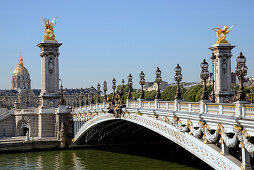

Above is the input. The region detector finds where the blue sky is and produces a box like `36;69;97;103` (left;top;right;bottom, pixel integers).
0;0;253;90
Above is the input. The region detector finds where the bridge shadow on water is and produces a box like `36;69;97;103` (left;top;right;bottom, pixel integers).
77;120;213;170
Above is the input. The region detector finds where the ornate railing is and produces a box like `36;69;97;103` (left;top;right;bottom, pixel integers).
244;104;254;118
73;100;254;119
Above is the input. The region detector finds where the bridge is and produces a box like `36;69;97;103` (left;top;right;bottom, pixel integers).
0;20;253;169
71;99;254;170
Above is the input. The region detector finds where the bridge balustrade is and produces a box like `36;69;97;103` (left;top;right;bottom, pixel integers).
72;100;254;119
222;104;236;116
189;103;200;113
244;104;254;118
178;102;189;112
158;101;167;110
206;103;219;115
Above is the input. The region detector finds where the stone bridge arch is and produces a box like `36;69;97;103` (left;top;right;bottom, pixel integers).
73;113;241;169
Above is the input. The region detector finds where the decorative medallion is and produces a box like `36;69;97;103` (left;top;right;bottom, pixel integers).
48;57;54;73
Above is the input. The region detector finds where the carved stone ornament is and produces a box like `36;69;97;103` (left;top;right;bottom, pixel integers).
222;59;227;74
48;57;54;73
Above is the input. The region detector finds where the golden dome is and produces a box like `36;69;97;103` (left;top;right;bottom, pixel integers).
13;66;29;76
12;53;30;76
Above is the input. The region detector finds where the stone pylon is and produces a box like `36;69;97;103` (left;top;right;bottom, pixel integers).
37;40;62;107
209;44;235;103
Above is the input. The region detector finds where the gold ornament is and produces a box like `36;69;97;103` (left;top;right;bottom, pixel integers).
164;116;169;123
199;120;206;125
233;124;242;132
212;25;234;44
173;116;179;121
217;123;224;135
43;18;57;41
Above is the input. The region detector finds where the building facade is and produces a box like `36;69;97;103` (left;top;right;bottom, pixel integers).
0;55;96;109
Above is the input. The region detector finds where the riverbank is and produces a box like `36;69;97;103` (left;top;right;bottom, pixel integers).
0;137;61;153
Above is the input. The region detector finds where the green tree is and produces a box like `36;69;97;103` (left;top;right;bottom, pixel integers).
145;90;156;100
183;85;202;102
161;85;177;101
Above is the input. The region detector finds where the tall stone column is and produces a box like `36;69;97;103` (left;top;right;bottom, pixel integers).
37;41;62;107
209;44;235;103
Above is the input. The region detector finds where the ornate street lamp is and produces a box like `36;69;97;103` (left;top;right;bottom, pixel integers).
127;73;133;99
139;71;145;99
80;88;84;106
235;52;248;101
210;53;216;102
174;64;182;100
250;89;254;104
121;79;125;101
103;81;107;101
200;59;209;100
85;88;89;105
112;78;116;95
90;86;95;104
233;84;238;101
97;83;101;103
58;84;66;106
155;67;162;99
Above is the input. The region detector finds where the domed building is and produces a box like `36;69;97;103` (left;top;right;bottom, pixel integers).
11;54;31;90
0;54;40;109
0;53;95;109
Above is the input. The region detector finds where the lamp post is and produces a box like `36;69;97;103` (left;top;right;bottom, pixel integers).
233;84;238;101
174;64;182;100
80;88;84;106
97;83;101;103
103;81;107;101
112;78;116;96
121;79;125;102
155;67;162;100
85;88;89;105
250;89;253;104
139;71;145;99
58;84;66;106
200;59;209;101
90;86;94;104
127;74;133;100
210;53;216;102
235;52;248;101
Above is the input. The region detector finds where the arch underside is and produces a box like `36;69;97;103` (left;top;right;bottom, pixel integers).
74;113;241;170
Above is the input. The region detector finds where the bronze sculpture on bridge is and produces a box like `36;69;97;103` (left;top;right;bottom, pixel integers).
107;90;126;118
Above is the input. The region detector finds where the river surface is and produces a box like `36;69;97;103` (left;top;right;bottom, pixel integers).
0;145;211;170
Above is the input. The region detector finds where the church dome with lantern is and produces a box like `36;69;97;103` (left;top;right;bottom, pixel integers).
11;54;31;90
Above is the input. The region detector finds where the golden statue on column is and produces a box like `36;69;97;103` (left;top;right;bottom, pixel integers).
43;18;57;41
213;25;234;44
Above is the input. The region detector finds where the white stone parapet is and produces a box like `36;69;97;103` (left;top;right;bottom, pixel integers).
73;100;254;120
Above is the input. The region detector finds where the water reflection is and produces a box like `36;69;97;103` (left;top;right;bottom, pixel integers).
36;155;43;169
72;152;87;169
0;148;208;170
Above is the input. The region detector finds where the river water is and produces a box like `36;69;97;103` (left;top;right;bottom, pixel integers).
0;144;212;170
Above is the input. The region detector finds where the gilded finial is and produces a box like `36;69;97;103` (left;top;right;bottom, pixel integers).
212;25;234;44
18;50;23;67
43;17;57;41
